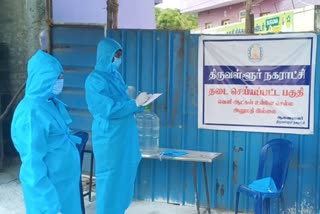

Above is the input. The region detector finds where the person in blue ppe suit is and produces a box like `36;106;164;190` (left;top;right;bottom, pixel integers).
11;30;83;214
85;38;149;214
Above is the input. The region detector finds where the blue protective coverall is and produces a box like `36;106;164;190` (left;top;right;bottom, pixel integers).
11;50;82;214
85;38;142;214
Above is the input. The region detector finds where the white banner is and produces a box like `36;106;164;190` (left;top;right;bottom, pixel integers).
198;33;317;134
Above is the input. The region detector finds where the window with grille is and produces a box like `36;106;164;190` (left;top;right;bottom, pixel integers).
205;22;213;29
221;19;230;25
239;10;246;22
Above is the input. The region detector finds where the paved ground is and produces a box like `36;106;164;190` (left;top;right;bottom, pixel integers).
0;158;236;214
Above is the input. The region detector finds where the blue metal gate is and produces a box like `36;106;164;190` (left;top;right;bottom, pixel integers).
51;25;320;213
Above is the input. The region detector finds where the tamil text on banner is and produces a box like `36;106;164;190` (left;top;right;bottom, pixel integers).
198;33;317;134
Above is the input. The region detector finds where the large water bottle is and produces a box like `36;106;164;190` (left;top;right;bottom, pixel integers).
136;105;160;152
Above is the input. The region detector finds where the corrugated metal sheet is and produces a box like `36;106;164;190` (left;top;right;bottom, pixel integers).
51;25;320;213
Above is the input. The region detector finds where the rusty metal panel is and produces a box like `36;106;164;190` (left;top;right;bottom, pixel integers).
51;25;320;213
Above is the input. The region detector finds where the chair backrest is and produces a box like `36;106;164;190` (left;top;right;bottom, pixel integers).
256;138;294;192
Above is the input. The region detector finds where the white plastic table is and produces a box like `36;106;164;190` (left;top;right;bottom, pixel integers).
141;148;222;214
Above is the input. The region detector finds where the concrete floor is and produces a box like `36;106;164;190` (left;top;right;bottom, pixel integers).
0;159;235;214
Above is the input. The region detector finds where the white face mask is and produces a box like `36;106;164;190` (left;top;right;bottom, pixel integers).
113;57;122;69
52;79;64;95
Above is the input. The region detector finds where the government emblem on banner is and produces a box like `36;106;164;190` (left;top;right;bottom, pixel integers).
248;44;263;62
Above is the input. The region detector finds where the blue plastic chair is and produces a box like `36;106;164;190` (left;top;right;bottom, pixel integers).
235;138;294;214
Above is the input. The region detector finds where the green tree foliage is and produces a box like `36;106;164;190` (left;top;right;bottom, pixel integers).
155;8;198;30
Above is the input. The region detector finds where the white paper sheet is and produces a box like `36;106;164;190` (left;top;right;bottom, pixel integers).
142;93;162;106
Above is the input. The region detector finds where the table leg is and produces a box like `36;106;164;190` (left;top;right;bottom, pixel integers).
203;162;211;214
192;162;200;214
